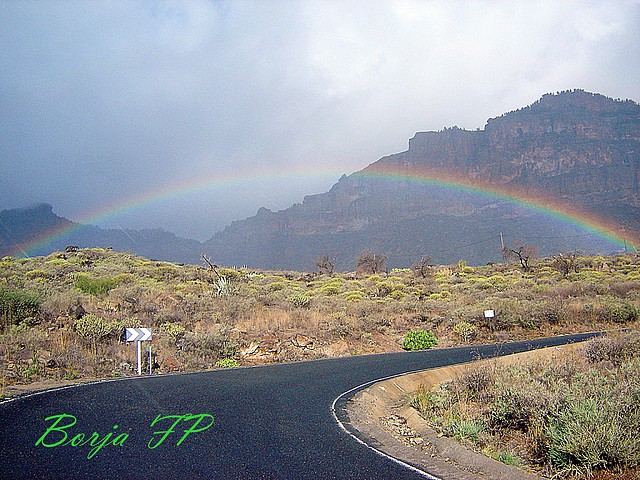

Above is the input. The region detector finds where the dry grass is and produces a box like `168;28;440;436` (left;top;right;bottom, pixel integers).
412;330;640;479
1;248;639;396
235;307;321;334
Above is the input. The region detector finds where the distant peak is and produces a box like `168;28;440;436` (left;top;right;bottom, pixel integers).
30;202;54;213
495;89;640;121
1;202;54;215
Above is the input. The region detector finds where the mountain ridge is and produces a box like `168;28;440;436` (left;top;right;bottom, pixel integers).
0;203;202;264
202;90;640;270
2;90;638;270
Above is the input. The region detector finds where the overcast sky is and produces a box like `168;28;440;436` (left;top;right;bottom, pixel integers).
2;0;639;240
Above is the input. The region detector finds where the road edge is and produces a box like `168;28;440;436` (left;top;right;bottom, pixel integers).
338;342;587;480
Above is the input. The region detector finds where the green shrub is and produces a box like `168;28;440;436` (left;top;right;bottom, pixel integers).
268;281;287;292
452;321;477;342
9;322;30;334
44;257;70;268
490;386;537;431
216;268;244;281
495;451;522;467
215;276;236;296
112;273;136;285
402;329;438;351
74;273;120;296
454;365;494;400
444;413;486;443
0;286;41;329
288;293;311;308
342;290;366;302
582;331;640;365
25;269;51;279
413;334;640;477
609;303;638;323
545;376;640;473
482;274;508;290
150;264;181;281
178;329;238;361
74;314;122;351
374;280;401;297
320;278;344;295
160;322;187;344
215;358;240;368
595;297;639;323
388;290;406;300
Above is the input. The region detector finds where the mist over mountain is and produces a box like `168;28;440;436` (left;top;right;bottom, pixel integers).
0;203;201;264
2;90;638;270
202;90;640;270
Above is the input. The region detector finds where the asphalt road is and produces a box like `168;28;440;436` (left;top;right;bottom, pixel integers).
0;333;597;479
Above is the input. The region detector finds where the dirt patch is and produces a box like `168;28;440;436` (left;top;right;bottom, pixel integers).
345;344;584;480
1;376;106;402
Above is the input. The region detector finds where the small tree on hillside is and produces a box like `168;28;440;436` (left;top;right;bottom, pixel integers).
412;256;433;278
200;253;220;276
356;251;387;275
551;252;580;276
503;244;537;272
316;254;336;275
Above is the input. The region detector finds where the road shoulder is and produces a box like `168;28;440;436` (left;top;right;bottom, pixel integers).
344;344;582;480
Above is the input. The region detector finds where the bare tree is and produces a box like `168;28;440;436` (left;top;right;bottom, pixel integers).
355;251;387;275
200;253;220;276
412;255;433;278
503;244;537;272
551;252;579;276
315;254;336;275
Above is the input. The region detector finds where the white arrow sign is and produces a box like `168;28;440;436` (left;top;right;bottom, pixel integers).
125;327;152;342
125;328;153;376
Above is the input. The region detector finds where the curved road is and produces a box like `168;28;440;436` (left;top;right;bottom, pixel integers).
1;333;596;479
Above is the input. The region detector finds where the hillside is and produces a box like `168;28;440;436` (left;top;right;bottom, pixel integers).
204;90;640;270
1;247;639;393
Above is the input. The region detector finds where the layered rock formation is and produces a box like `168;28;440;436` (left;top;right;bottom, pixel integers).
204;90;640;270
4;91;638;270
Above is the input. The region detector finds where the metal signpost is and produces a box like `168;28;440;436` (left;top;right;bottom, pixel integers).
125;328;152;375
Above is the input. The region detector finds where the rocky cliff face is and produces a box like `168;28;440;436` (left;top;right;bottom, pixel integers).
204;90;640;270
381;90;640;197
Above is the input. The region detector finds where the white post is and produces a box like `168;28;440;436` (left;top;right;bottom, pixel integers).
148;344;152;375
137;340;142;376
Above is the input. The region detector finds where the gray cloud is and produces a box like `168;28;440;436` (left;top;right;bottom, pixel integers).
1;0;639;240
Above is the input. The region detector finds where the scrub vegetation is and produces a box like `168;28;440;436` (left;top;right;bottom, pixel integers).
411;330;640;479
0;248;638;405
401;329;438;351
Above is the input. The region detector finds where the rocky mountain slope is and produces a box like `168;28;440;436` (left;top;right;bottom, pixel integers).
3;90;638;270
203;90;640;270
0;203;202;264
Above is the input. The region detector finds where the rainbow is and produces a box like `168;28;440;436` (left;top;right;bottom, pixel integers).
356;164;635;250
9;167;342;257
8;164;636;258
